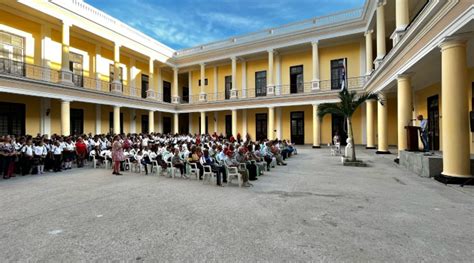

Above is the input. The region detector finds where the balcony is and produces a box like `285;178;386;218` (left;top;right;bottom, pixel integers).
0;57;168;104
185;76;367;105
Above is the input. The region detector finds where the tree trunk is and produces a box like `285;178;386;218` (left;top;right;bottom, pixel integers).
347;117;356;162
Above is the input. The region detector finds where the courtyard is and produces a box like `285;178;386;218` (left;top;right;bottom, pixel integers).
0;147;473;262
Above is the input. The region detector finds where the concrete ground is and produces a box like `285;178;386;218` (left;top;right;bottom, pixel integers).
0;146;473;262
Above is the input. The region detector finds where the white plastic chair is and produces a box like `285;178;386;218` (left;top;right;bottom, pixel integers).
225;165;242;188
92;155;98;169
187;162;199;180
202;165;215;184
151;160;160;175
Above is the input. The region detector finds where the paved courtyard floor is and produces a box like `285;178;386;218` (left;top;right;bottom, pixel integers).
0;146;473;262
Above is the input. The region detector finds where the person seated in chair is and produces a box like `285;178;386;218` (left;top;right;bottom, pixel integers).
200;149;226;186
171;148;186;177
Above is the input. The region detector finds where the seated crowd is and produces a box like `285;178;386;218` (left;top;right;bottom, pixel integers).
0;132;297;187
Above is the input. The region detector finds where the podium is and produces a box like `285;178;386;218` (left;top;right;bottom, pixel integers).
405;126;420;151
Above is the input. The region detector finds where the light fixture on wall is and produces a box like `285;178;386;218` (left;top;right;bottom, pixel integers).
133;115;137;120
46;109;50;116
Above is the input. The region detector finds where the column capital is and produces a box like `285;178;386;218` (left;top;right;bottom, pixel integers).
114;41;122;48
62;20;72;27
200;62;206;68
439;37;467;51
397;73;412;80
61;99;73;103
377;0;387;7
268;106;275;110
173;67;179;73
268;49;279;56
311;39;319;46
365;29;374;36
312;103;321;107
230;56;237;62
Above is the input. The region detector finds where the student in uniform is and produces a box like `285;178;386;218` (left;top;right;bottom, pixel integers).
34;140;48;174
21;139;34;175
52;141;63;172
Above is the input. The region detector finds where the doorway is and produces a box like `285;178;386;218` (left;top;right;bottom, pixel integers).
290;65;304;94
255;113;268;141
331;114;347;145
225;115;232;138
70;108;84;135
163;81;171;103
180;113;190;134
0;102;25;136
427;95;440;151
163;117;172;134
290;111;305;144
141;74;149;99
141;115;149;134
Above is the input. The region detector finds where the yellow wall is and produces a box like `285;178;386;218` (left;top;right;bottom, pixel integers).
281;51;312;84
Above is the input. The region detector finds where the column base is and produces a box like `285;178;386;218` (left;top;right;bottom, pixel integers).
391;26;407;46
172;96;181;104
59;70;74;85
374;57;385;69
311;80;320;91
435;174;474;186
312;145;321;149
199;93;207;102
146;90;156;99
230;90;238;100
110;81;123;94
266;85;275;96
376;150;391;154
366;146;376;149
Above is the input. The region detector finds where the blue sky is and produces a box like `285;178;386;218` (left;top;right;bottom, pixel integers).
86;0;366;50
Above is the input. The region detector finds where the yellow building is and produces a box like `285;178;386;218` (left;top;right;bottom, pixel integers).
0;0;473;179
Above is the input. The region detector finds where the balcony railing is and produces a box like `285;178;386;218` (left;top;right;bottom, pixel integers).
186;76;367;104
0;57;169;103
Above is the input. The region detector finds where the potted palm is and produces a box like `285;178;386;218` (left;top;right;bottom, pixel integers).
318;88;380;166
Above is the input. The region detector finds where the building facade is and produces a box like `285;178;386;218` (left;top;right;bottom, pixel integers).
1;0;474;178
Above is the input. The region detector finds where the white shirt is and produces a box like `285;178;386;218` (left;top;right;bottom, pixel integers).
420;119;428;132
22;145;33;156
34;145;47;156
52;145;62;155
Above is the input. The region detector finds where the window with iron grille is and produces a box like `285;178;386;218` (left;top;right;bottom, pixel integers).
69;52;83;87
331;58;347;90
0;31;25;76
255;71;267;97
225;76;232;100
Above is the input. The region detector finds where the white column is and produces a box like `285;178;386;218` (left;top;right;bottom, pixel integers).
267;50;275;95
149;110;155;133
199;63;207;102
213;66;218;101
374;0;387;69
40;24;51;81
365;30;374;76
214;112;218;133
230;57;238;99
275;53;282;95
189;113;193;134
95;104;102;135
59;21;73;85
173;113;179;134
61;100;71;136
157;112;163;133
130;109;136;134
147;58;156;99
312;104;321;148
200;111;206;135
311;40;320;90
157;67;163;101
110;42;122;93
172;67;180;104
113;106;121;134
129;58;137;96
241;60;247;98
242;109;248;139
276;107;282;139
268;107;275;140
232;109;238;138
95;45;102;90
188;71;193;103
392;0;410;45
40;98;51;136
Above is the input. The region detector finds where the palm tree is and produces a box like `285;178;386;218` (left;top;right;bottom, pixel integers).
318;88;380;162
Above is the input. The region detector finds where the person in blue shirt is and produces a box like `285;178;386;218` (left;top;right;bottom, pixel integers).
417;115;429;152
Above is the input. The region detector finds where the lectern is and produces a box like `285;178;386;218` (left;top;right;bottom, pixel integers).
405;126;420;152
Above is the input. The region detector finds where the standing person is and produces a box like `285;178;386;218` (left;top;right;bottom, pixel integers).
112;135;124;176
75;137;87;168
21;139;34;176
34;140;48;174
1;136;16;179
52;141;63;172
418;115;429;153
